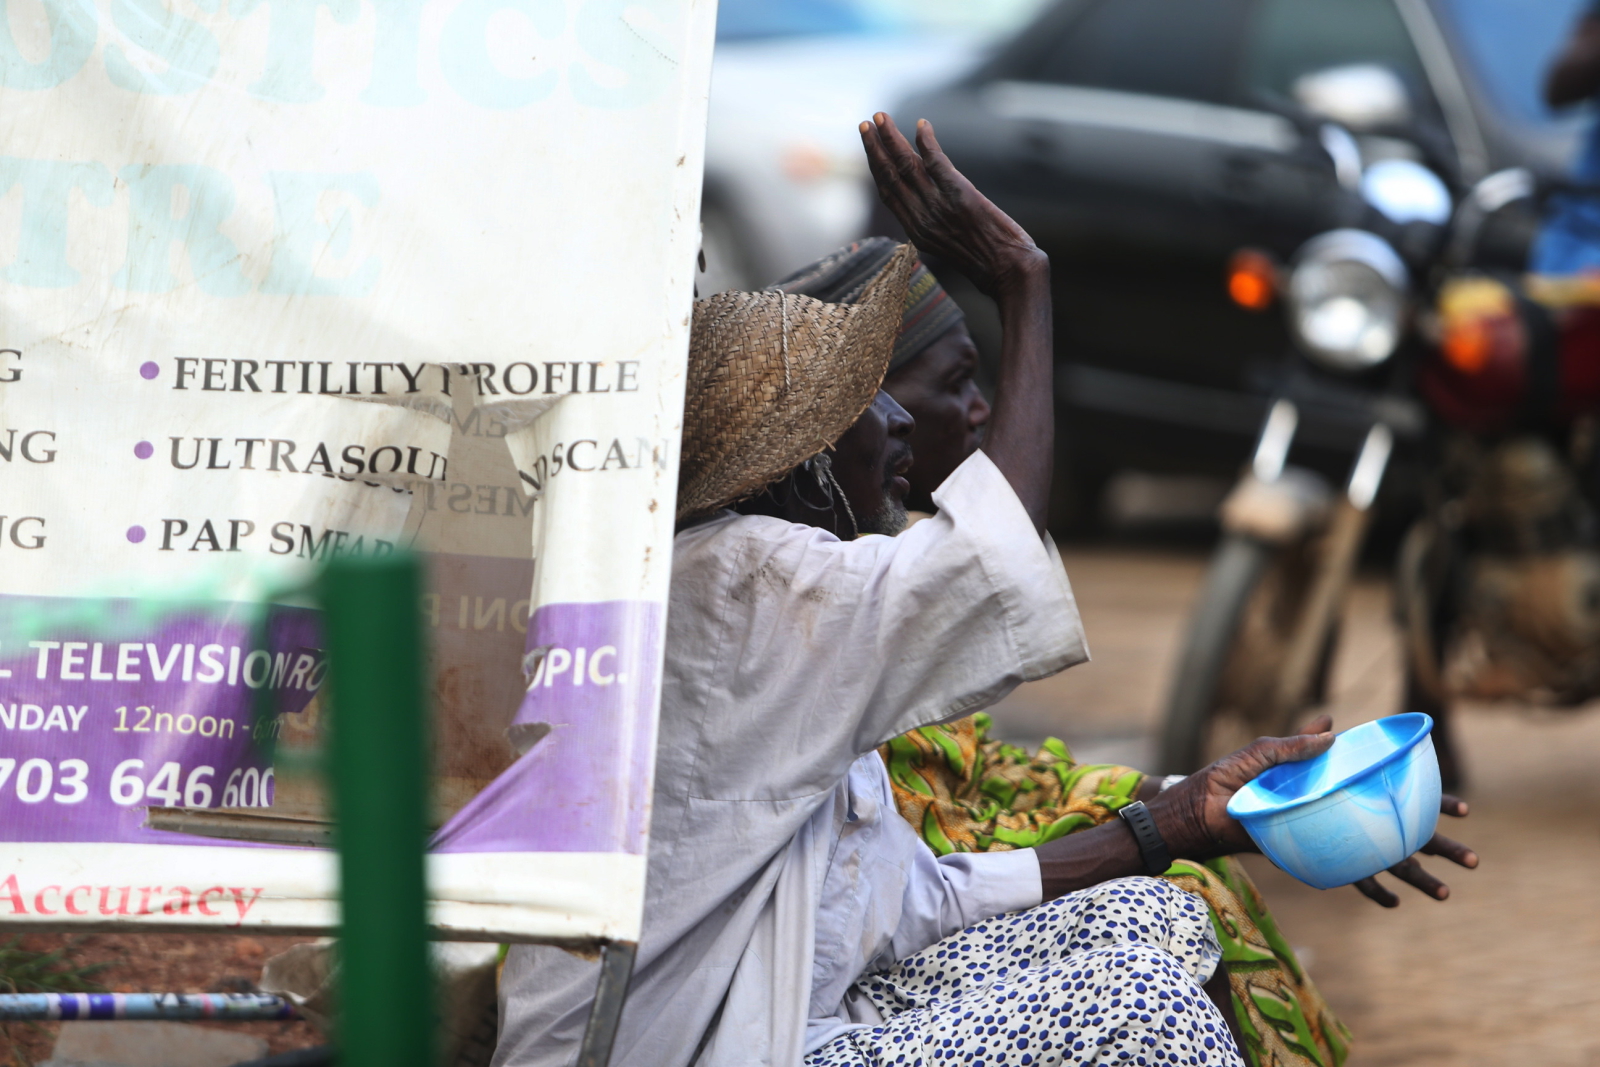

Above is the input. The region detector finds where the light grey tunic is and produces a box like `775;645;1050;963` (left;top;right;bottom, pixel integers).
494;451;1089;1067
803;751;1042;1053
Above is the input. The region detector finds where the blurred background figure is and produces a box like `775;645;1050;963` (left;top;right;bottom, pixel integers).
697;0;1050;295
1533;1;1600;274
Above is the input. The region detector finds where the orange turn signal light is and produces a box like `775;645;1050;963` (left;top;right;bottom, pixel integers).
1226;250;1277;312
1441;319;1492;375
1436;277;1519;377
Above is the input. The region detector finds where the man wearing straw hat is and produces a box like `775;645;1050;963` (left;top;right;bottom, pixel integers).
495;115;1343;1067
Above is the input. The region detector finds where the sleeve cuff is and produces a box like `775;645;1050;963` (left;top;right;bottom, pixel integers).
942;846;1043;919
930;451;1090;680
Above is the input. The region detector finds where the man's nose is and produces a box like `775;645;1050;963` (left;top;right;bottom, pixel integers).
880;390;915;438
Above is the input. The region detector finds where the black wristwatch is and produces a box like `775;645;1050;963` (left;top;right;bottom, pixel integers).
1118;800;1173;875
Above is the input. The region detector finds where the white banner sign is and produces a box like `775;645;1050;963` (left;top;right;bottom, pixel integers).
0;0;713;944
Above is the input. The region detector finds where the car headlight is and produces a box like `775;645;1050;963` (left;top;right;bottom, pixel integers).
1287;230;1408;372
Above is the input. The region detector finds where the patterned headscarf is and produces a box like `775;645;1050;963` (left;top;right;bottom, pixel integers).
771;236;965;372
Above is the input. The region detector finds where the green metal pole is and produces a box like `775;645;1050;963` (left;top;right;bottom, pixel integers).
322;553;432;1067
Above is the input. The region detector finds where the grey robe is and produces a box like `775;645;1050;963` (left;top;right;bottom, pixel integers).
494;451;1088;1067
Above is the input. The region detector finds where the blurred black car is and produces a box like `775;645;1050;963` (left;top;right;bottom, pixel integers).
896;0;1589;525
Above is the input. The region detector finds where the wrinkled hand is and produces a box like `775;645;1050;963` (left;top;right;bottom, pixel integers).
858;113;1045;296
1288;716;1479;906
1352;792;1477;906
1145;721;1335;860
1150;713;1480;902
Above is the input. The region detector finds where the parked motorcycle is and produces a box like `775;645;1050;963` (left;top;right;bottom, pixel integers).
1157;139;1600;788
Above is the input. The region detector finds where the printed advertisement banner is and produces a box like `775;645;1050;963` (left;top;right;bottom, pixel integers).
0;0;714;944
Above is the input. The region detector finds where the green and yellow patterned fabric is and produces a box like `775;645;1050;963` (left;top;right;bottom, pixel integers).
879;714;1352;1067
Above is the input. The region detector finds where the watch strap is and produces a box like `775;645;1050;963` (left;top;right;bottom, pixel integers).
1118;800;1173;876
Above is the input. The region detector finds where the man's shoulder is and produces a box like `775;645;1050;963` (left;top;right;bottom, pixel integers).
669;513;861;618
672;511;841;559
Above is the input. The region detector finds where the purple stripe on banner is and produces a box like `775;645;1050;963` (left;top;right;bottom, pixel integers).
431;600;662;856
0;595;318;844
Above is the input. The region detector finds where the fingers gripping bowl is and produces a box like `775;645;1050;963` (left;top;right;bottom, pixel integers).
1227;714;1441;890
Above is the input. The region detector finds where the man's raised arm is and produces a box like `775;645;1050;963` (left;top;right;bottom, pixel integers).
860;113;1054;535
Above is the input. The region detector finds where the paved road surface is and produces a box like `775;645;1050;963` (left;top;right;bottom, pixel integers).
986;546;1600;1067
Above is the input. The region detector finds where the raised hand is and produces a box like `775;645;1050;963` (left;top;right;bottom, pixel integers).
858;112;1055;533
858;113;1044;297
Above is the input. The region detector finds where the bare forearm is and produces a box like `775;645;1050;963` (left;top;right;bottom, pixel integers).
1035;792;1212;900
1035;820;1149;899
979;255;1053;534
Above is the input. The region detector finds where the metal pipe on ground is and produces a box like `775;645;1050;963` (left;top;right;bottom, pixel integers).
0;993;296;1022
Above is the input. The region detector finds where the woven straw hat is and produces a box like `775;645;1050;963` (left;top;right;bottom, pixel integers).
677;242;916;520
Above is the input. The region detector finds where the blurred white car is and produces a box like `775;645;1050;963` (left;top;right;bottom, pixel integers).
698;0;1047;295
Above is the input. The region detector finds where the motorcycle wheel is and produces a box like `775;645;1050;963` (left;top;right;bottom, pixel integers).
1158;534;1275;774
1395;517;1464;788
1158;529;1337;773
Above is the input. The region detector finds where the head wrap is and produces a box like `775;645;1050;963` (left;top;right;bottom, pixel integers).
772;236;965;372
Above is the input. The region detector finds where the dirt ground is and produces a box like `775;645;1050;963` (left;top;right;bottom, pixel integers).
987;545;1600;1067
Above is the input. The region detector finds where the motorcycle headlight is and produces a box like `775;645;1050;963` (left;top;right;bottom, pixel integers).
1287;230;1409;372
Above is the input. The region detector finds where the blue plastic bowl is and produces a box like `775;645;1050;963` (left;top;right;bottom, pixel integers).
1226;713;1441;890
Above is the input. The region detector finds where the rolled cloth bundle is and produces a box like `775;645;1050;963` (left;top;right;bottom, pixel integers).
772;236;965;371
676;242;917;520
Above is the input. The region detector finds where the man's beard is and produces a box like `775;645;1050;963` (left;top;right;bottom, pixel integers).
857;492;908;537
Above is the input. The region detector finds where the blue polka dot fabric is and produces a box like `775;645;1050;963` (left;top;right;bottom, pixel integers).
804;877;1243;1067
